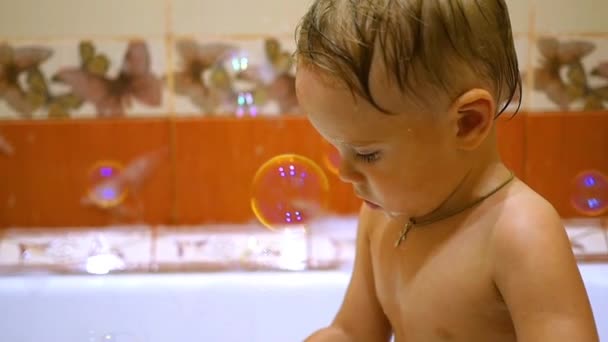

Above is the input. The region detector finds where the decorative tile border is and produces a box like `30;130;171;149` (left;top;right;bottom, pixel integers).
0;0;606;120
0;217;604;275
565;218;608;262
0;39;169;119
170;36;298;117
0;36;299;119
1;31;607;120
530;35;608;112
0;226;153;273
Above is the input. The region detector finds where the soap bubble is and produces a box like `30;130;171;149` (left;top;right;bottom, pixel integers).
320;139;341;176
86;160;128;208
570;170;608;216
251;154;329;230
235;91;258;117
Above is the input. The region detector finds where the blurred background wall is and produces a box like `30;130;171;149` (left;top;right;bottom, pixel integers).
0;0;606;227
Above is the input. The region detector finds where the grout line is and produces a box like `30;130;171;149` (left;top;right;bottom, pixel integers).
522;0;538;182
526;0;537;109
164;0;179;225
164;0;176;117
0;34;166;44
3;32;607;45
173;32;296;42
0;33;297;45
535;31;608;38
168;118;178;225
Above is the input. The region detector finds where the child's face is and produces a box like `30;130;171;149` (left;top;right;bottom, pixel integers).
295;66;472;218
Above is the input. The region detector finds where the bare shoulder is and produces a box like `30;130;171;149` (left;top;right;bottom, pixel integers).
489;180;599;341
489;180;576;286
490;180;568;255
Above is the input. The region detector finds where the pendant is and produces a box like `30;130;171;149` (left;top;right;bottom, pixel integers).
395;221;413;247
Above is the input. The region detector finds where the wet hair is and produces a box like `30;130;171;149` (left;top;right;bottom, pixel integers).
295;0;522;116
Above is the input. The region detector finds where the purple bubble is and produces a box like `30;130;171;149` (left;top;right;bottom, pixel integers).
99;167;114;178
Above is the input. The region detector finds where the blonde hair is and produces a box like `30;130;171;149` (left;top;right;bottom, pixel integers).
295;0;521;116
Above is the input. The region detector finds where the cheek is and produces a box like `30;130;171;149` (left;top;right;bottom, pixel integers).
364;165;412;198
407;134;457;168
371;147;447;193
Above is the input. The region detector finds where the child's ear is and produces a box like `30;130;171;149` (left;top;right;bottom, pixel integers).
449;89;496;150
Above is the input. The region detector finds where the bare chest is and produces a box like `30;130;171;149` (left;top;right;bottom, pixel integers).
370;219;515;341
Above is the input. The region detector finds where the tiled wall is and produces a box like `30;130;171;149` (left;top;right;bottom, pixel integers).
0;0;308;119
0;0;606;120
0;1;606;228
530;0;608;112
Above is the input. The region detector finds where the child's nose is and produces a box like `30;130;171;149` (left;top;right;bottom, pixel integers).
338;159;364;184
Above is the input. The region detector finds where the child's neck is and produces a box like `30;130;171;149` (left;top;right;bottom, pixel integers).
416;132;511;224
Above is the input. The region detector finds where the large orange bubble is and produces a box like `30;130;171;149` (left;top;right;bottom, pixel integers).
320;138;341;177
251;154;329;230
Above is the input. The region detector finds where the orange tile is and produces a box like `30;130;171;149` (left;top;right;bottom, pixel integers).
2;112;603;227
525;112;608;217
0;118;173;227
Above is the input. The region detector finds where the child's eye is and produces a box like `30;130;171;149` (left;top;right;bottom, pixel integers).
355;151;381;163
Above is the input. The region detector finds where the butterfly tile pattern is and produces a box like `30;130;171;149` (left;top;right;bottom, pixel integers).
0;43;55;119
0;36;299;119
0;40;170;119
2;35;607;120
0;0;606;119
171;37;299;117
530;36;608;112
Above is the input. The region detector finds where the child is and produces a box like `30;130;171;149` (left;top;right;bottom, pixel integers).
293;0;599;341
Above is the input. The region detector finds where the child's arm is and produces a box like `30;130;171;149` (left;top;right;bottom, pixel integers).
305;205;392;342
492;201;599;342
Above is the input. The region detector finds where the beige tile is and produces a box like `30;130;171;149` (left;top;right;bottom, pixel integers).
172;36;296;117
0;227;153;271
505;0;531;34
529;35;608;112
0;0;165;38
0;39;170;120
565;219;608;256
173;0;313;36
175;0;528;36
153;225;309;271
535;0;608;34
504;34;531;113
